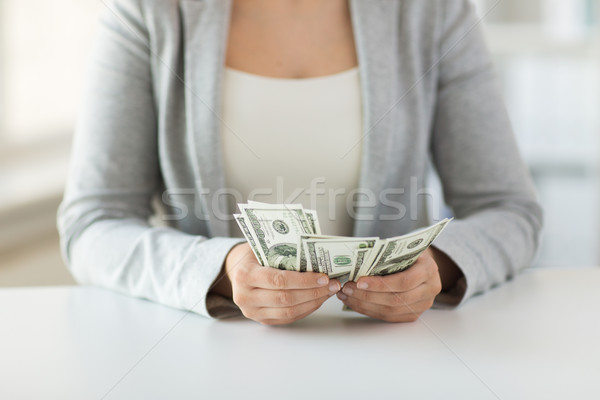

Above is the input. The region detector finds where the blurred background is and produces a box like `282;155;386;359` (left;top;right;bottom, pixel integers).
1;0;599;287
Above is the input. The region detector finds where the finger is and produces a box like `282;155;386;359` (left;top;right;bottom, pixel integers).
250;282;341;308
339;295;393;321
249;267;331;290
355;256;436;293
340;281;429;307
254;294;332;322
340;295;433;323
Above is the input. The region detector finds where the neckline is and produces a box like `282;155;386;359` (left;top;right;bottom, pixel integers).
224;66;359;83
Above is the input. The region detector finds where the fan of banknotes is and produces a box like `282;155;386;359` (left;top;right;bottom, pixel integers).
234;201;452;284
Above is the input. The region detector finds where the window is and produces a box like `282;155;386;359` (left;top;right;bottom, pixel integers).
0;1;102;235
0;0;102;148
475;0;600;267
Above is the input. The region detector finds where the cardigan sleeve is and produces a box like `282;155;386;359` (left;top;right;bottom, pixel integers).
430;0;544;306
57;0;244;318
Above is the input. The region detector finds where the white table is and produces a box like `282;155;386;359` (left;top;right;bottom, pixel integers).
1;268;598;400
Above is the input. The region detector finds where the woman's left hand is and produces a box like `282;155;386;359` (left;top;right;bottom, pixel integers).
337;248;443;322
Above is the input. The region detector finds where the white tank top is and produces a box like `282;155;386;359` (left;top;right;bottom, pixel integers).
220;67;363;237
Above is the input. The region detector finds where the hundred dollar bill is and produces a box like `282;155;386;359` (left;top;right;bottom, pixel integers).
348;248;366;283
247;200;321;235
238;203;312;271
296;234;334;272
364;218;451;277
342;248;374;312
298;235;349;272
304;209;321;235
353;240;386;281
303;236;379;278
349;245;375;282
233;214;265;266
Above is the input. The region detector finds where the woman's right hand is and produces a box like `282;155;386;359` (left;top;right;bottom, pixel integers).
224;243;340;325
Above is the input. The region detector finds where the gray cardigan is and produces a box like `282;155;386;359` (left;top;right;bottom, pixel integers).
58;0;543;318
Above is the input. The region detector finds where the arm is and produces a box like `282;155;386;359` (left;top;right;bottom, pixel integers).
429;0;543;306
338;0;542;319
57;0;244;318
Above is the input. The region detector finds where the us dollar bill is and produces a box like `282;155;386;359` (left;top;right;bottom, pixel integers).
238;203;313;271
343;246;376;312
304;209;321;235
296;235;335;272
233;214;265;266
352;240;386;281
349;245;375;282
234;203;453;291
297;234;346;272
302;236;379;278
246;200;320;235
363;218;451;277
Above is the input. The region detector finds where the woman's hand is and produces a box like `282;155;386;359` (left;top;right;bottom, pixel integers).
337;247;460;322
224;243;341;325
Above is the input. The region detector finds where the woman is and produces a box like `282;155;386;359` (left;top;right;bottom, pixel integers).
58;0;543;325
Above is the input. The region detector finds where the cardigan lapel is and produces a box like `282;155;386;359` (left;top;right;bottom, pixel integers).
349;0;397;236
181;0;232;237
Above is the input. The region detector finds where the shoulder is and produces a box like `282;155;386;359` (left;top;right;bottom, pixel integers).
99;0;186;42
383;0;475;33
397;0;473;18
106;0;180;11
102;0;181;22
381;0;479;49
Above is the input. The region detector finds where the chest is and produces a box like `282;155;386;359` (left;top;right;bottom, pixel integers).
225;1;358;78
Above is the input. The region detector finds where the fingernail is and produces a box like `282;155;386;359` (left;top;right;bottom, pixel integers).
342;286;353;295
337;292;347;300
329;282;340;293
357;281;368;290
317;276;329;286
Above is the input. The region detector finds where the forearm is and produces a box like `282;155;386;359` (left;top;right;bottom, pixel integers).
59;208;244;317
431;208;542;307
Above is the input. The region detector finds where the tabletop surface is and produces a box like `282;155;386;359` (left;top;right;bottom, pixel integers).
1;268;599;400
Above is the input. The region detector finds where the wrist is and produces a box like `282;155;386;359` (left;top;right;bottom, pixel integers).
224;242;247;276
209;243;244;299
430;246;463;292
